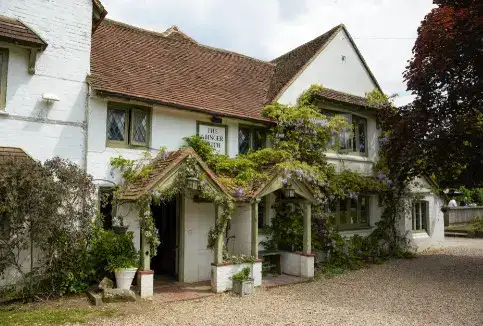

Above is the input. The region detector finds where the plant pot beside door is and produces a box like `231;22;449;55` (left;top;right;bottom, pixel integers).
103;231;140;290
232;267;254;297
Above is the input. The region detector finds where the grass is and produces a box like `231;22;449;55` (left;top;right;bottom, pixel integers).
0;307;120;326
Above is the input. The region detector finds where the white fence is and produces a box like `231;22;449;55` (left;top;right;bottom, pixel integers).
444;207;483;226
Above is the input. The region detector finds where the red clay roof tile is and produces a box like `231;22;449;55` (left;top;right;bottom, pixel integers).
0;15;47;49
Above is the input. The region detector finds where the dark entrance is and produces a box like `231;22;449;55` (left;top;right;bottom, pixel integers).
150;198;179;280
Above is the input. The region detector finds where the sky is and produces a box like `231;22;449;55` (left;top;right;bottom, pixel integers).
100;0;435;107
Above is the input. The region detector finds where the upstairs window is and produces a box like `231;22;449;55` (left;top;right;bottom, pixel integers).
106;102;150;148
325;111;367;156
238;125;267;155
0;48;9;109
412;201;428;233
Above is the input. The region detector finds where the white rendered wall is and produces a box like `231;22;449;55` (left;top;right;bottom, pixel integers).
278;28;378;105
87;97;267;186
0;0;93;165
118;203;141;251
182;197;216;283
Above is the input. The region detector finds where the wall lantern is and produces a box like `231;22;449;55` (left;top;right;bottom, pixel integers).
282;185;295;198
211;116;222;124
187;176;200;191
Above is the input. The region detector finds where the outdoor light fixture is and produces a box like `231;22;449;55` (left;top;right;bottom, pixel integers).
211;116;222;124
282;185;295;198
187;176;200;191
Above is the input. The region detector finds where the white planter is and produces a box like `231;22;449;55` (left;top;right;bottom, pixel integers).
115;268;138;290
232;278;254;296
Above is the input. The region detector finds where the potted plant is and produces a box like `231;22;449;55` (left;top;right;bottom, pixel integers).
112;215;129;235
91;230;139;290
232;267;254;296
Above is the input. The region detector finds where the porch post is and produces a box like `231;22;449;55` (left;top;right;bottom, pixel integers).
251;198;260;259
140;230;151;270
214;205;226;264
303;202;312;254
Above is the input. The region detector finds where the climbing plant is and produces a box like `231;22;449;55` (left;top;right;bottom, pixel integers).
110;85;415;270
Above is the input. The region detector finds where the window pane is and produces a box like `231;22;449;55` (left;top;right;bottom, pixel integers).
339;198;348;225
349;198;358;224
415;203;421;230
360;196;368;224
359;121;366;153
339;114;351;150
132;110;148;144
253;129;266;151
0;53;3;91
238;127;251;154
421;202;427;231
107;108;126;141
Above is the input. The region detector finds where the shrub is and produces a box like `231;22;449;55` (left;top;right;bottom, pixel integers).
0;157;97;300
232;267;251;281
89;230;139;273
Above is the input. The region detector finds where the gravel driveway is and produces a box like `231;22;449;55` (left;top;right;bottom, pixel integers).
90;239;483;326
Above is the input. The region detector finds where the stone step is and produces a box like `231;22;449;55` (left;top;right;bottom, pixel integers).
445;231;468;238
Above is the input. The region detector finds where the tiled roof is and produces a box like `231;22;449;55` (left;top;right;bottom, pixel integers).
0;15;47;49
317;88;378;109
91;21;380;122
0;147;33;164
268;25;342;101
119;147;230;200
91;20;276;122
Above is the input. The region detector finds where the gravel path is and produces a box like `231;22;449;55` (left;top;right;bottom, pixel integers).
89;240;483;326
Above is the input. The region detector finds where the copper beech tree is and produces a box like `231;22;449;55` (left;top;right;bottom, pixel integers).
378;0;483;187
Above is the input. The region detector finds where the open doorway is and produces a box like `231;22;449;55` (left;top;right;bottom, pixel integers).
150;197;179;282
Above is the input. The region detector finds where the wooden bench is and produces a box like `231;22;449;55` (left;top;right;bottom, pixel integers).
259;250;284;275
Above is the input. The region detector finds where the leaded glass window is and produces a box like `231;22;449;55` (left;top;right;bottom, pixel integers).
106;103;150;147
107;109;126;142
238;127;251;155
131;109;148;144
238;125;267;155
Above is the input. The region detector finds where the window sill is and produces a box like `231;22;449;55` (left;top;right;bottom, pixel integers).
106;143;149;150
0;110;9;116
412;231;429;239
325;152;372;163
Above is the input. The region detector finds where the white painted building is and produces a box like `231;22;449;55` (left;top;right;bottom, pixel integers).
0;1;444;292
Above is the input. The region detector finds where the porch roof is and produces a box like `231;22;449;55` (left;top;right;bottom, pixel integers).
118;147;316;203
0;147;34;164
0;15;47;50
118;147;231;201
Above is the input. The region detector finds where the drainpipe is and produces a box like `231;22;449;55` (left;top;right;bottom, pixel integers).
82;76;91;171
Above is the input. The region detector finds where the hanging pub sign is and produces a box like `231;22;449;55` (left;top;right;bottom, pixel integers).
197;123;227;155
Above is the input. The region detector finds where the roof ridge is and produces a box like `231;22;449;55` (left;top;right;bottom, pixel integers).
271;24;343;63
103;19;275;67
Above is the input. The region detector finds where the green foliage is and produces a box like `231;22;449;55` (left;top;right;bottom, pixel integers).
261;202;304;252
0;307;120;326
232;267;251;281
469;217;483;232
223;254;256;265
0;157;97;301
454;186;483;206
89;230;139;273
